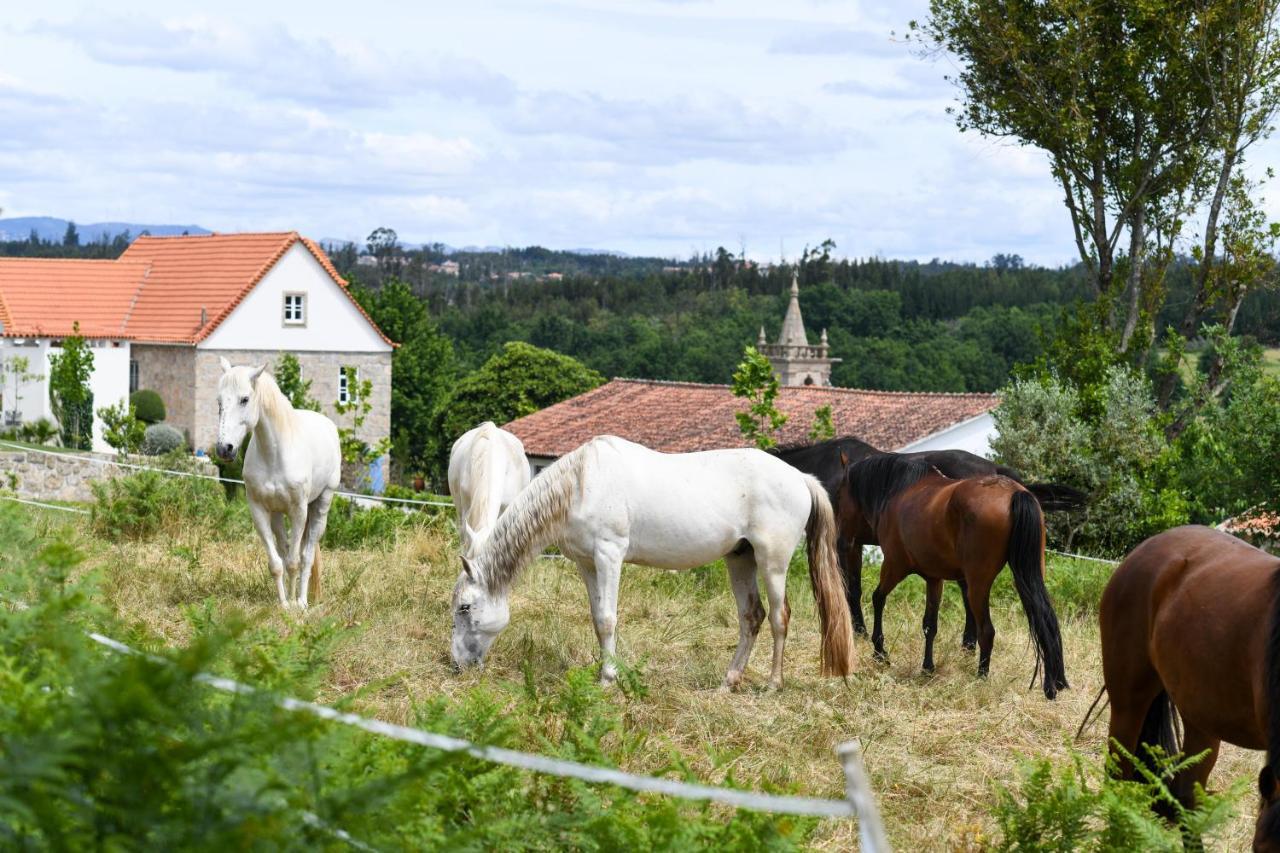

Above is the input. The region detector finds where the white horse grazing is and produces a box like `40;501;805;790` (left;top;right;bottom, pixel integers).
448;422;531;554
215;357;341;609
450;435;855;690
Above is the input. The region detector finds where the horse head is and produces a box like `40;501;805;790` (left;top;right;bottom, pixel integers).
450;555;510;671
215;357;266;460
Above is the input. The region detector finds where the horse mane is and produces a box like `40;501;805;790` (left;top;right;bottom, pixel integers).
254;372;298;439
771;435;881;456
472;441;588;594
846;452;933;528
466;424;495;532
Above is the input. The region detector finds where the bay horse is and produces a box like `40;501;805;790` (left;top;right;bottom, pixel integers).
773;435;1086;641
449;435;855;689
216;358;341;610
837;453;1067;698
1099;525;1280;848
448;421;530;554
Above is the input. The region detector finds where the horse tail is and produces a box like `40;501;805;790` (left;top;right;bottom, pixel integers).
309;546;322;604
804;476;855;677
1008;489;1068;699
1264;571;1280;812
1025;482;1089;513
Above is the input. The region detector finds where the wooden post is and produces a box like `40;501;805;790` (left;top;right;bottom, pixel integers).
837;739;890;853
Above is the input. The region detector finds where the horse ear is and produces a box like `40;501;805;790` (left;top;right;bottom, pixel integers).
461;555;475;580
839;449;849;467
1261;766;1277;802
249;364;266;384
219;356;232;373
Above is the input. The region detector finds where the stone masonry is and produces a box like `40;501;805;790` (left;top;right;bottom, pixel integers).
1;448;219;503
131;344;197;441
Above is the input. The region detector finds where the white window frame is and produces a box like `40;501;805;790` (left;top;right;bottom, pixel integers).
283;292;307;326
128;359;139;394
338;366;355;404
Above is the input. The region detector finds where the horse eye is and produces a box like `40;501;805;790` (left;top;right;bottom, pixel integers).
458;603;471;614
239;396;250;406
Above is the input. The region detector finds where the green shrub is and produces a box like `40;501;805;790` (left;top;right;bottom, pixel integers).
0;503;814;851
321;495;439;549
142;423;185;455
90;457;233;541
130;389;166;424
990;746;1243;851
97;400;146;454
20;417;58;446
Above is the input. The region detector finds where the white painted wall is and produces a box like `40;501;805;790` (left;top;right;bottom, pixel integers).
0;337;130;452
897;412;997;459
200;242;391;352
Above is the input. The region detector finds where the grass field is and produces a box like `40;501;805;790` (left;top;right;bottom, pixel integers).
15;500;1261;850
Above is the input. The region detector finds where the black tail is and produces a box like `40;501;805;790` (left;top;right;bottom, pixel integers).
1025;482;1088;513
1008;490;1068;699
1137;690;1183;821
1261;572;1280;840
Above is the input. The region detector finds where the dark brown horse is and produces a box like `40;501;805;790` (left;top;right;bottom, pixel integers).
1100;525;1280;849
837;453;1068;698
772;435;1086;640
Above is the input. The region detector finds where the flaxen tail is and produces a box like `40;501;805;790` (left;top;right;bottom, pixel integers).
805;477;856;677
1008;490;1067;699
309;547;321;604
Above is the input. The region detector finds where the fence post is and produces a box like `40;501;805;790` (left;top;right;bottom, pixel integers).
837;739;890;853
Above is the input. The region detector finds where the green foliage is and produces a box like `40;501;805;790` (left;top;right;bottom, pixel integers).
142;423;186;456
47;324;95;450
434;341;604;466
990;746;1243;851
332;368;392;471
808;404;835;443
1;354;40;422
128;388;166;424
17;418;57;446
96;400;146;454
0;504;814;851
351;279;458;470
993;367;1187;555
321;496;438;550
90;455;233;541
272;353;319;412
731;346;787;450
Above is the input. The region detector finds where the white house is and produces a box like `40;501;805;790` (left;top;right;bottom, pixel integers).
0;233;394;479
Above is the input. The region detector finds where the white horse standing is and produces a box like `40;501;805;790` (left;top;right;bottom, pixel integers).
448;422;530;554
450;435;855;689
216;358;342;609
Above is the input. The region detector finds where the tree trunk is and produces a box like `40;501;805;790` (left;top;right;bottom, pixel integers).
1120;207;1147;351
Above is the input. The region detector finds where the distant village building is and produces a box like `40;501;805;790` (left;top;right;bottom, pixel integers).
505;378;999;477
757;272;839;387
438;260;460;276
0;233;393;481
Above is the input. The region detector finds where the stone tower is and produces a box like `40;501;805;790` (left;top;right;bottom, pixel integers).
756;271;839;386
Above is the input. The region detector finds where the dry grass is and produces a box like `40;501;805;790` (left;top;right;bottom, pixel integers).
43;508;1260;850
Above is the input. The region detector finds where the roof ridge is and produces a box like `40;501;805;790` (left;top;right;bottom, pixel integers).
133;230;298;241
190;233;297;343
0;257;138;264
119;262;153;336
610;377;998;399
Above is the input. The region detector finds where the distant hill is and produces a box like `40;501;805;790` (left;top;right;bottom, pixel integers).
0;217;211;244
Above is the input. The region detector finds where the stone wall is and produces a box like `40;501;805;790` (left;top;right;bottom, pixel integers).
1;448;219;503
131;344;197;441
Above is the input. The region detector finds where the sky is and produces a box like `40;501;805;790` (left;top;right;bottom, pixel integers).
2;1;1275;265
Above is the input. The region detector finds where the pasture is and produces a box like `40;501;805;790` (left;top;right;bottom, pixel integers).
11;495;1261;850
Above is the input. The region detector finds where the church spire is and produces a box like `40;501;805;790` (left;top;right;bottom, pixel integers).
752;269;840;387
778;270;809;347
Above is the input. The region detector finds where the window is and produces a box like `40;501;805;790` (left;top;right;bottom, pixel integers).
338;366;355;404
128;359;139;393
283;292;306;325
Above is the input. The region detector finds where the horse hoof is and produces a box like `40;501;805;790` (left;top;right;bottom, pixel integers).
961;641;977;652
872;651;889;666
921;664;935;674
765;680;782;692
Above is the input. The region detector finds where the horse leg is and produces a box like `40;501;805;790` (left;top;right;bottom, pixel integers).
722;552;764;692
577;545;624;685
285;499;309;608
296;491;334;609
965;577;996;678
921;577;943;673
871;558;907;665
844;538;866;636
249;501;288;608
956;578;977;651
760;553;791;691
1171;722;1220;813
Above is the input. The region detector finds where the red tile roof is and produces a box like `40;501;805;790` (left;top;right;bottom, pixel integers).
0;258;152;338
0;232;393;346
505;378;999;457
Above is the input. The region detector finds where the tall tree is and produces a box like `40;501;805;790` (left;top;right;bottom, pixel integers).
913;0;1279;358
62;221;79;248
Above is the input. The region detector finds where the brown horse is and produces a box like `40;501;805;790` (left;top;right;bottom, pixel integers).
836;453;1068;699
1100;525;1280;849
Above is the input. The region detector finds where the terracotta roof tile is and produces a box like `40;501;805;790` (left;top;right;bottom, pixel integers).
0;258;151;338
0;232;394;346
505;378;999;457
